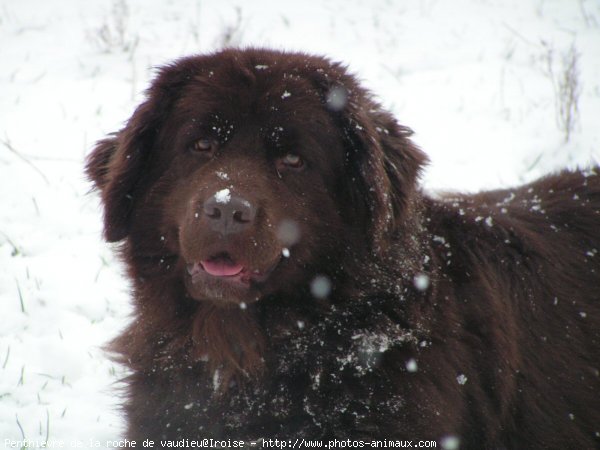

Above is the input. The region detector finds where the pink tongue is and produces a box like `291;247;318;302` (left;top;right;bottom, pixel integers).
201;259;244;277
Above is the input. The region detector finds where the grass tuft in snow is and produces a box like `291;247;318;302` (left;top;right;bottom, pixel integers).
3;346;10;369
95;255;111;282
15;279;25;313
17;366;25;386
2;232;21;257
31;197;40;217
87;0;139;54
540;41;581;143
44;409;50;442
215;6;245;48
15;414;26;445
2;135;50;185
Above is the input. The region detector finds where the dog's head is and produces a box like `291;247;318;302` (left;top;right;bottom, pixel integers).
86;48;427;308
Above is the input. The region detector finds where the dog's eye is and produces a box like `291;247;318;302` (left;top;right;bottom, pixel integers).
191;139;215;153
280;153;304;169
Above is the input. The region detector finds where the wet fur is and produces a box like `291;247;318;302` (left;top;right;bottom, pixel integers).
86;49;600;448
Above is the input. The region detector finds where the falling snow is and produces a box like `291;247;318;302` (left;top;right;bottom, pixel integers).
413;273;430;291
406;358;418;372
277;219;301;246
440;435;460;450
310;275;332;299
326;86;348;111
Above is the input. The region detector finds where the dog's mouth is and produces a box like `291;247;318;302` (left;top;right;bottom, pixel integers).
185;252;280;298
195;254;245;277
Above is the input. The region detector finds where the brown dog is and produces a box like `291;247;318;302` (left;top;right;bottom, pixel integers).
87;48;600;448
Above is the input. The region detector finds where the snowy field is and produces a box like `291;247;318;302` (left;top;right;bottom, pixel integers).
1;0;599;445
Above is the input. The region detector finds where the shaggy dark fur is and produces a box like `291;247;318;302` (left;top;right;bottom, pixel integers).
86;48;600;449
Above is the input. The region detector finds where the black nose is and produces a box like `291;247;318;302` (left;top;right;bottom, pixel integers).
202;191;256;235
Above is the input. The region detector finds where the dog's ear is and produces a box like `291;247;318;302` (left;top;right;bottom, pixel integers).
311;68;428;251
347;105;428;252
86;135;118;191
85;98;164;243
85;60;196;242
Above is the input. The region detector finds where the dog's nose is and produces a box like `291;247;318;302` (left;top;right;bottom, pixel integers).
202;191;256;235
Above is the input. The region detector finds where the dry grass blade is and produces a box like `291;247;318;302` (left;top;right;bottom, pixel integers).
2;136;50;185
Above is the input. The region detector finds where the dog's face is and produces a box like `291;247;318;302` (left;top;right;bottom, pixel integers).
87;49;427;307
150;61;356;306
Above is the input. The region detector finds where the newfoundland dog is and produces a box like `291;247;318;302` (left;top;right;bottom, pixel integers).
87;48;600;448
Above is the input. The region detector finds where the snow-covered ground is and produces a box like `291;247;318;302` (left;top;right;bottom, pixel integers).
1;0;599;445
